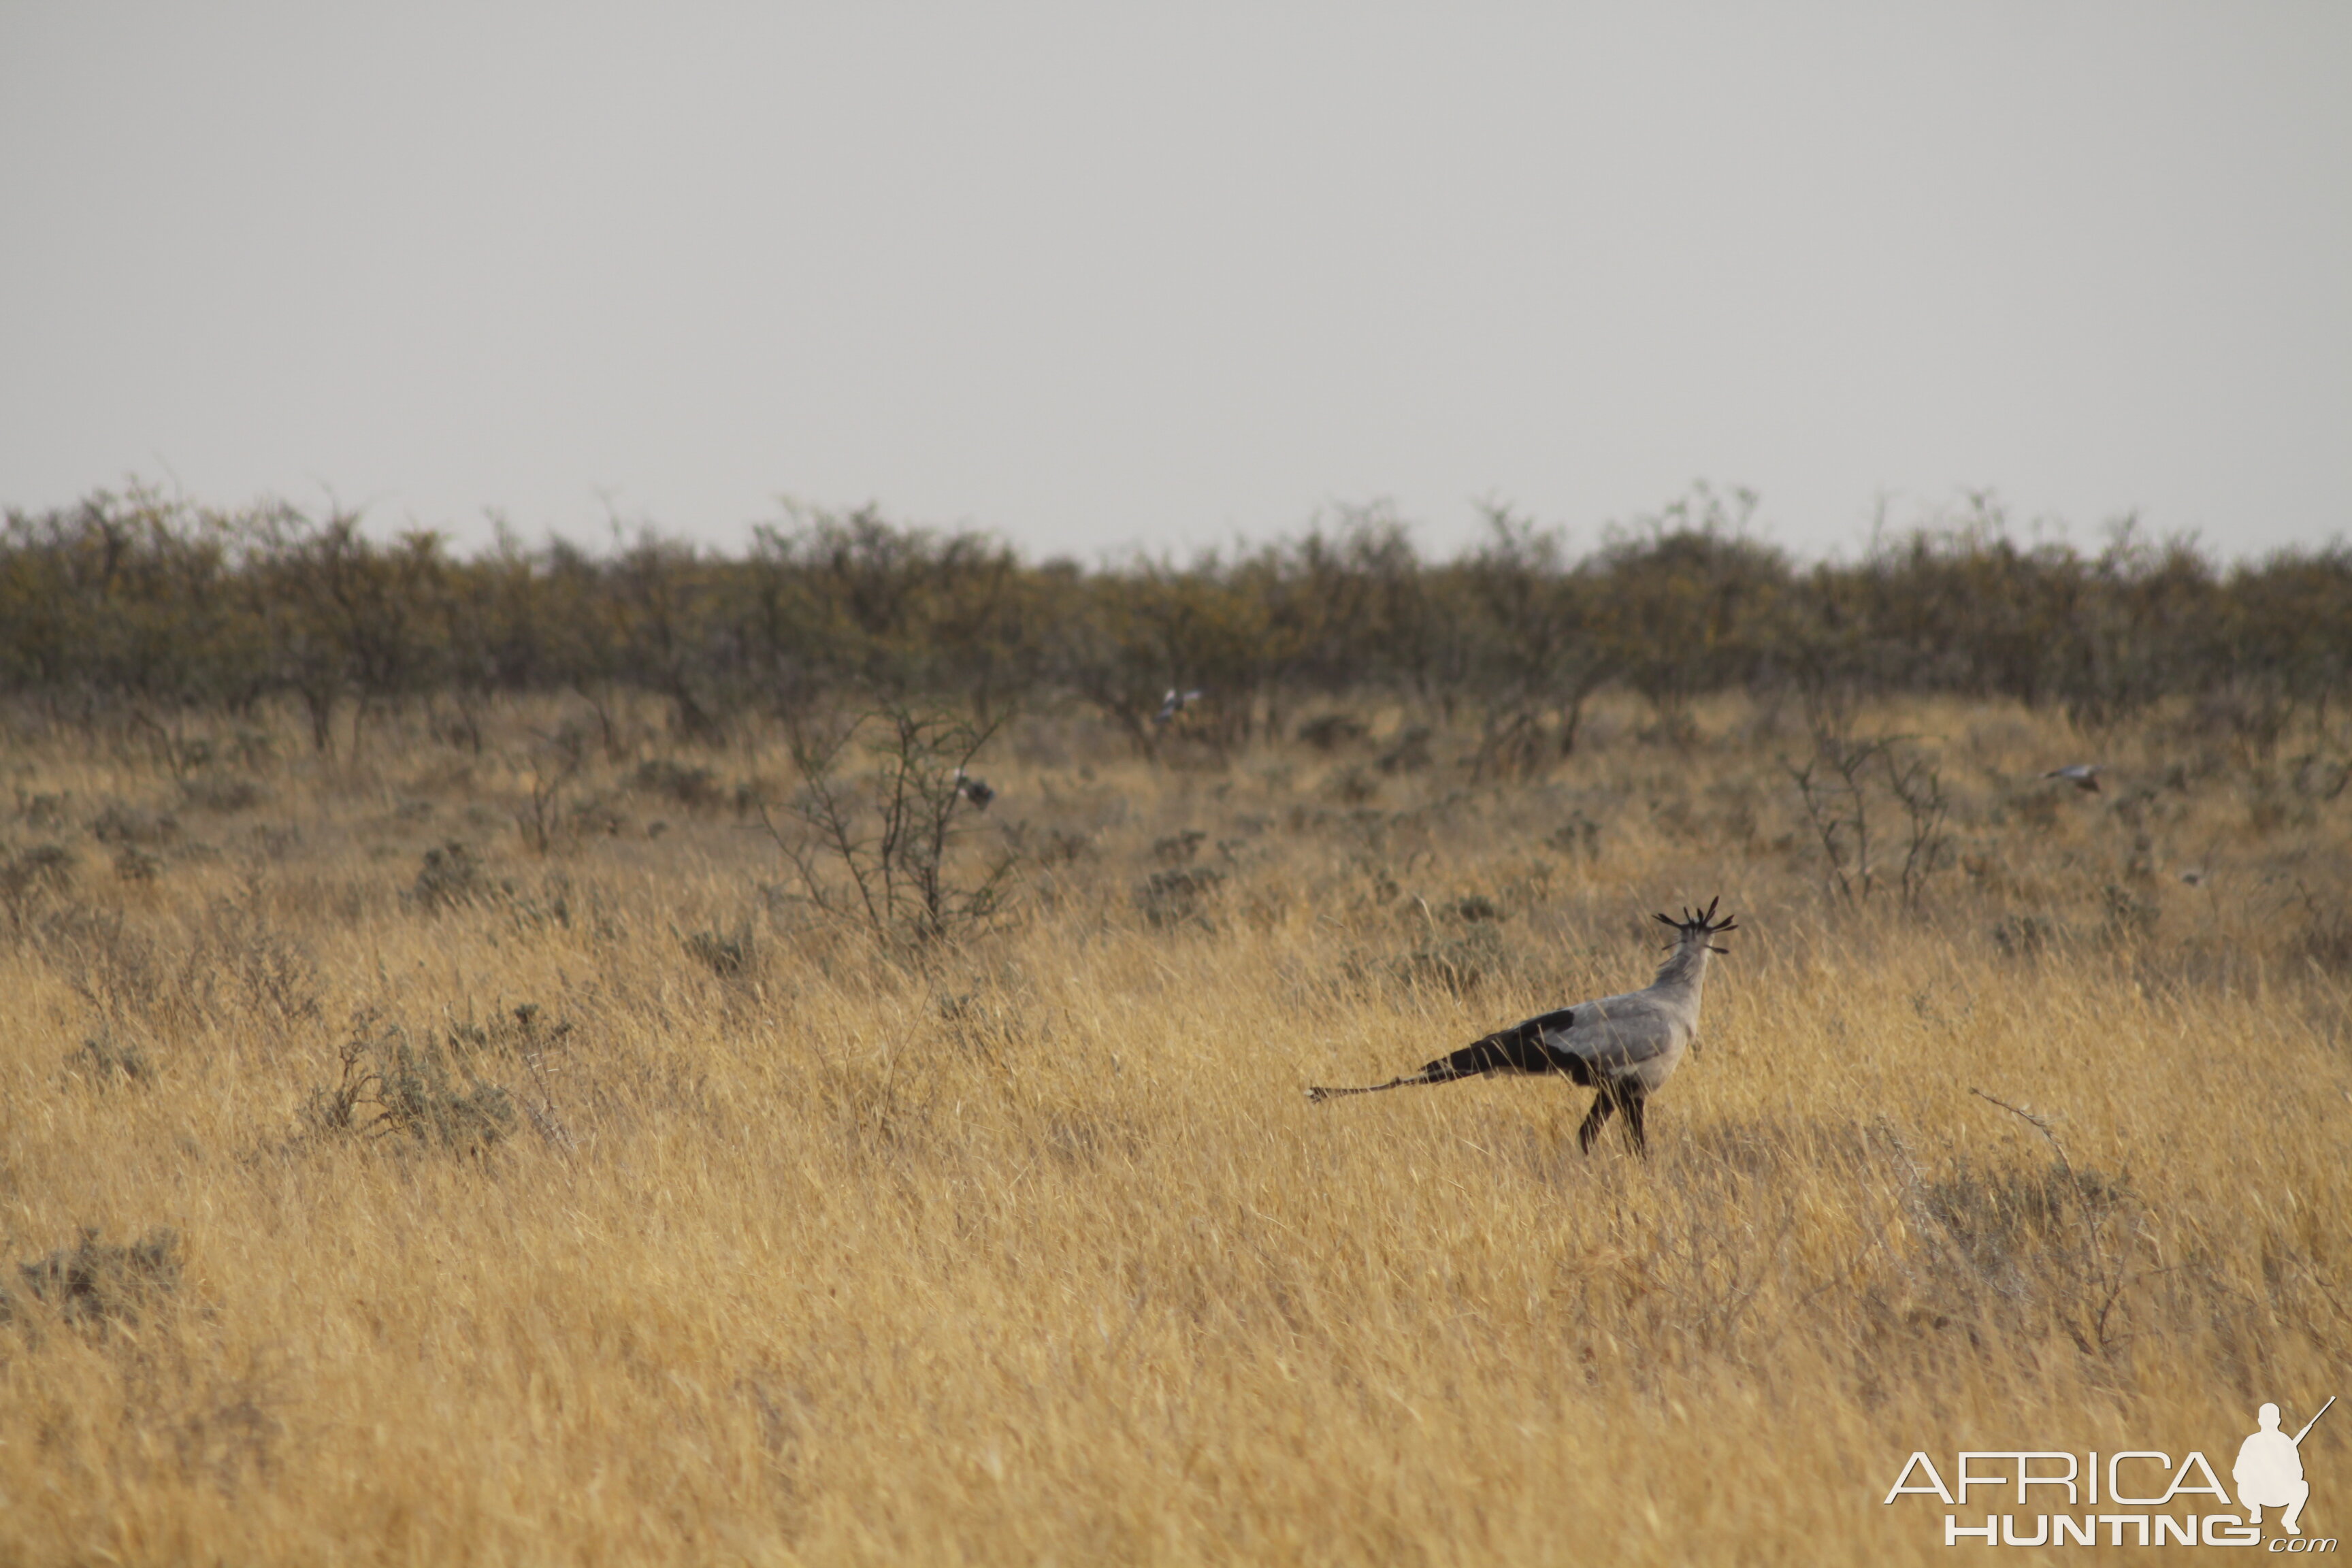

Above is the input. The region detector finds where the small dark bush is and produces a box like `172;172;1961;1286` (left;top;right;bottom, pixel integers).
1546;811;1603;859
1917;1158;2134;1311
1138;867;1224;928
685;925;753;977
2007;789;2065;833
2289;888;2352;974
1388;921;1507;996
412;841;485;911
250;823;302;860
506;874;581;933
7;1227;181;1334
1152;830;1206;866
1039;826;1094;865
303;1022;517;1156
1991;913;2059;959
2100;883;2159;943
1298;713;1369;751
180;892;323;1028
66;1034;150;1085
2291;753;2352;802
374;1042;517;1152
635;759;722;810
91;804;179;845
180;774;269;813
566;791;628;837
444;1001;573;1060
27;903;163;1019
3;842;76;902
936;990;1027;1065
17;792;71;829
114;845;163;881
1375;726;1435;774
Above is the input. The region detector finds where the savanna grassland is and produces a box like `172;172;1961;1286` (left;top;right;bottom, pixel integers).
3;690;2348;1566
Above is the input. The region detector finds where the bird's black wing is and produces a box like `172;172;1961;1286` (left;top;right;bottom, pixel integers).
1413;1007;1592;1084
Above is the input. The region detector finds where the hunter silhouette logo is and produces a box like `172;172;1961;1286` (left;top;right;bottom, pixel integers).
2240;1398;2333;1537
1882;1394;2336;1549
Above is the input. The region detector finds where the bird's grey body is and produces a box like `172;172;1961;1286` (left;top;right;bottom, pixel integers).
1307;900;1735;1153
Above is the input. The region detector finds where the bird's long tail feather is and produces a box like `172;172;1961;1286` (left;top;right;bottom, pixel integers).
1305;1075;1428;1103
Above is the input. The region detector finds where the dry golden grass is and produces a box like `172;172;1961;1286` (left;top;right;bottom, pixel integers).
3;693;2347;1565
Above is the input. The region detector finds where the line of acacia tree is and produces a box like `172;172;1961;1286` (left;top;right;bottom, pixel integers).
3;483;2345;760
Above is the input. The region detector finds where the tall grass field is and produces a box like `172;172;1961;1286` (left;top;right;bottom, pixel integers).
3;694;2345;1564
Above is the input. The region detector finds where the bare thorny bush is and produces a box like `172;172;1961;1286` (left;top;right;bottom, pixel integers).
762;706;1019;951
514;745;581;856
300;1013;519;1156
1908;1092;2160;1359
1784;694;1952;908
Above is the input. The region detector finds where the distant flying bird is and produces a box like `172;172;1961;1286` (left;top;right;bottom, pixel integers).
1307;899;1737;1155
2044;764;2103;792
954;770;995;810
1154;689;1205;725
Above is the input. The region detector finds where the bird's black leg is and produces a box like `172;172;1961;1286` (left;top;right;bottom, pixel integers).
1575;1091;1618;1153
1621;1092;1648;1156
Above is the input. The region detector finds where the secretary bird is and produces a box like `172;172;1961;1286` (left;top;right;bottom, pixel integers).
1306;899;1736;1154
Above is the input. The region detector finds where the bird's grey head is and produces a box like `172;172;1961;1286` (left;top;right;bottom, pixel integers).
1655;897;1737;955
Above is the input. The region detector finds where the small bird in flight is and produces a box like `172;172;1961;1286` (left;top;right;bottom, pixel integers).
2043;764;2103;792
1155;689;1205;725
954;770;996;810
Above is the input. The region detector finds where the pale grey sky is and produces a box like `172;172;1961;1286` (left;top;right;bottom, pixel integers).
3;4;2347;562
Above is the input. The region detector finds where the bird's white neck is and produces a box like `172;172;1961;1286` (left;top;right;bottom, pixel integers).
1650;938;1713;997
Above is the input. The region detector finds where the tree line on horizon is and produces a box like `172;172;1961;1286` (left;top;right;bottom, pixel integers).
3;483;2345;760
